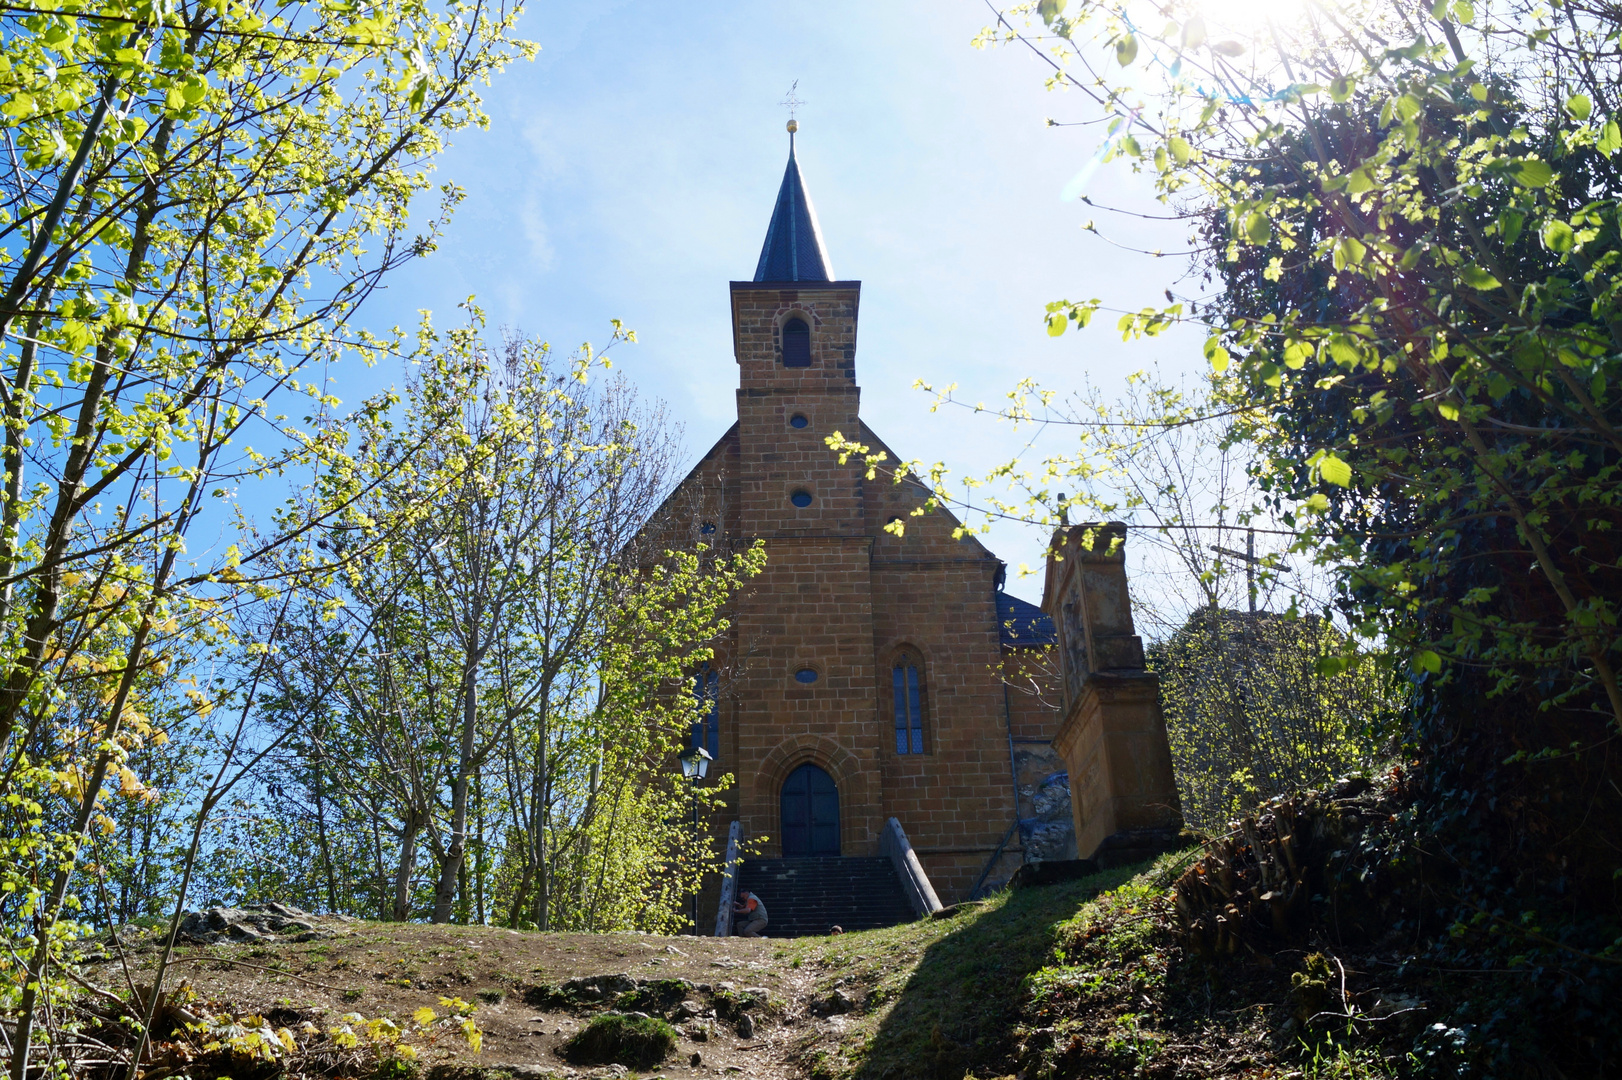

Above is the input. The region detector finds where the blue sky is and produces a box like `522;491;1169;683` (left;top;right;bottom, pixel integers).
353;0;1205;601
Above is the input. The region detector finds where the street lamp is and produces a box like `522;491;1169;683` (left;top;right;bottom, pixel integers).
678;730;712;933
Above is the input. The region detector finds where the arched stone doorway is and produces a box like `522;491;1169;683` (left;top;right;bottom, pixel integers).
780;763;840;857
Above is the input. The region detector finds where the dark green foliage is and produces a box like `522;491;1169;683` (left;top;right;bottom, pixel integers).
1197;92;1622;1078
560;1013;677;1070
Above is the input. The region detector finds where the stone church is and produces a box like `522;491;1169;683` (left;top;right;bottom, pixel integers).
638;129;1080;931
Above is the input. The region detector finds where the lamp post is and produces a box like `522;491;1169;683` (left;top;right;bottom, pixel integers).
678;730;712;934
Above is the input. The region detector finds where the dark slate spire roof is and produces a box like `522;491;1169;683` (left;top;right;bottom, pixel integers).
997;591;1057;649
753;135;835;283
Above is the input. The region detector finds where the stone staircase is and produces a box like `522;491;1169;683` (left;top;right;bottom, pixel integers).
734;856;917;937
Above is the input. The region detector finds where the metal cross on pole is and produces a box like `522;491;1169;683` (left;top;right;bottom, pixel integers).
779;80;805;121
1208;528;1290;615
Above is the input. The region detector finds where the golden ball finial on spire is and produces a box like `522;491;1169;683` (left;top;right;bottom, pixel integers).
786;119;798;134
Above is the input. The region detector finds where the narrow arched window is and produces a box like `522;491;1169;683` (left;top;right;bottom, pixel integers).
693;663;720;760
892;655;925;754
781;317;811;367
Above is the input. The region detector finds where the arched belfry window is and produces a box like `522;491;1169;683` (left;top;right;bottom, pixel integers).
781;317;811;367
891;653;926;754
693;663;720;760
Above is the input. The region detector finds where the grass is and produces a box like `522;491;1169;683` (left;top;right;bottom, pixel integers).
560;1013;679;1070
780;857;1158;1079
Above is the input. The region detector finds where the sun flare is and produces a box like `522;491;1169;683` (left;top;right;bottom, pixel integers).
1190;0;1311;34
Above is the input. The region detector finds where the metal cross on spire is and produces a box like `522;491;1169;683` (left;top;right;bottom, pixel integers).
779;81;805;134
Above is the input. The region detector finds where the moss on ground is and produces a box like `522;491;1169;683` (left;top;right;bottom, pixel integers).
559;1012;678;1069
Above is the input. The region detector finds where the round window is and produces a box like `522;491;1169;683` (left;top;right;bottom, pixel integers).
791;490;813;508
794;668;819;684
789;413;809;429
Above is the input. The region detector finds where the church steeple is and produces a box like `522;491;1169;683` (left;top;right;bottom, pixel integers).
753;123;835;283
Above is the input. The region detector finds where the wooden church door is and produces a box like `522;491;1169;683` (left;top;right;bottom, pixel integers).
780;763;840;857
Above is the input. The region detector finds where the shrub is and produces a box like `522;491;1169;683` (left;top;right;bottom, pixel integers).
1150;608;1393;830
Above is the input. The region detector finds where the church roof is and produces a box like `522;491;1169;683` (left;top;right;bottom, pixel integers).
997;590;1057;649
753;138;835;283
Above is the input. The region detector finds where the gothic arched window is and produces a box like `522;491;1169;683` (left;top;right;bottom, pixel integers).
891;653;925;754
781;317;811;367
693;663;720;759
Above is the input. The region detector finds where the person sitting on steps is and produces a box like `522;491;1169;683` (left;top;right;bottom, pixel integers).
733;890;768;937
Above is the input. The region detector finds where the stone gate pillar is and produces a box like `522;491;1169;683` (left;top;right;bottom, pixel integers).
1041;523;1183;866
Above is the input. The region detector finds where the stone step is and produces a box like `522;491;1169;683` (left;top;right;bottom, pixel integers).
734;856;916;937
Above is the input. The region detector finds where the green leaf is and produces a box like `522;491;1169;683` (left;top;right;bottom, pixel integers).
1459;265;1501;290
1565;94;1592;121
1329;76;1355;103
1469;82;1487;102
1334;235;1368;269
1319;454;1352;487
1499;208;1524;246
1599;120;1622;155
1181;15;1206;49
1116;33;1138;66
1211;39;1245;57
1452;0;1474;22
1168;136;1191;165
1542;218;1575;253
1046;313;1067;337
1416;649;1443;674
1315;654;1349;677
1438;401;1460;420
1037;0;1067;25
1244;210;1271;244
1329;338;1362;367
1430;0;1448;18
1204;335;1229;373
1512;159;1554;187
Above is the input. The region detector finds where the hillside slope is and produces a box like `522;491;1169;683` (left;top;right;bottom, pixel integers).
74;853;1412;1079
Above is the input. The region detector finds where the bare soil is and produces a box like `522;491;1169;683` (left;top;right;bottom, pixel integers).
89;921;815;1078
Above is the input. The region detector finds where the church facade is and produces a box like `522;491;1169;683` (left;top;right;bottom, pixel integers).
643;134;1069;906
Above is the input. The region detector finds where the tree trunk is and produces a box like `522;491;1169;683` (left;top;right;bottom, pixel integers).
371;807;389;921
393;810;425;921
430;671;478;923
312;728;338;913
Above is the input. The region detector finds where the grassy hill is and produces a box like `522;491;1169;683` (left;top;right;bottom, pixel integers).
75;852;1424;1079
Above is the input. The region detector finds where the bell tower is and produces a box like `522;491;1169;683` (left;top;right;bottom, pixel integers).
730;123;864;536
728;124;884;857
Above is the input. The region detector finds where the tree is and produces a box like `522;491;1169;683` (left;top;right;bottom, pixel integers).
256;317;764;932
0;0;533;1068
1151;608;1392;831
945;0;1622;1068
